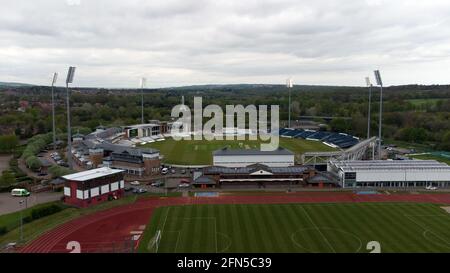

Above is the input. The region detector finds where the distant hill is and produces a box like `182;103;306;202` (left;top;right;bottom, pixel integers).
0;82;34;87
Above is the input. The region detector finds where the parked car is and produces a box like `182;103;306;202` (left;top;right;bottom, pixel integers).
130;181;140;186
151;181;165;187
170;169;176;174
133;188;147;194
124;187;133;192
181;169;186;174
161;168;169;175
178;183;190;188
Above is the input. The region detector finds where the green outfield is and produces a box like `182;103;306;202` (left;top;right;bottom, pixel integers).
141;137;336;165
138;203;450;253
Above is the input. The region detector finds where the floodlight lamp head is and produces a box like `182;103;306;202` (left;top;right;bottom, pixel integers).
286;78;293;88
140;78;146;89
374;70;383;86
52;73;58;85
66;66;76;84
365;77;371;87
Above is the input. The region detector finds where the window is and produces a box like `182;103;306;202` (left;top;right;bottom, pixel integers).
64;187;71;197
344;172;356;180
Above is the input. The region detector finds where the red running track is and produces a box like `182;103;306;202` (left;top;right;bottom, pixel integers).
20;192;450;253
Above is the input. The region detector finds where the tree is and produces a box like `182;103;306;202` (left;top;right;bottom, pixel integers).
0;135;19;153
26;156;41;171
0;170;16;186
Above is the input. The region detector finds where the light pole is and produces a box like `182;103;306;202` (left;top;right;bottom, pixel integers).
286;78;293;128
374;70;383;160
365;77;372;140
19;199;26;242
140;78;146;124
65;66;76;169
51;73;58;152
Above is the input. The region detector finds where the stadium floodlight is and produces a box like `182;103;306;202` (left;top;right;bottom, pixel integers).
51;73;58;152
374;70;383;86
286;78;293;128
66;66;76;84
373;70;383;159
140;78;146;124
365;77;375;160
65;66;76;169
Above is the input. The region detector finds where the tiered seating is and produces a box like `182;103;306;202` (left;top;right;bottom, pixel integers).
279;128;360;149
295;130;316;139
279;128;291;136
306;131;331;141
281;129;302;137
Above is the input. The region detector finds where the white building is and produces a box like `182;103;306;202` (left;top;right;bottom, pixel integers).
328;160;450;188
213;147;295;168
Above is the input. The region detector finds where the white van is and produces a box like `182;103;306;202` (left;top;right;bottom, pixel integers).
161;168;169;175
11;188;31;197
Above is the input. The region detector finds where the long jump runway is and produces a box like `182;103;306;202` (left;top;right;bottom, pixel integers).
20;192;450;253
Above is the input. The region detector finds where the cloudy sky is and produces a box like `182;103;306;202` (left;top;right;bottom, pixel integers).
1;0;450;87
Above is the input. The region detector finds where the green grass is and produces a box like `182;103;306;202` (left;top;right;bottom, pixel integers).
0;192;188;247
0;196;138;247
409;154;450;165
142;137;335;165
139;203;450;253
0;201;65;232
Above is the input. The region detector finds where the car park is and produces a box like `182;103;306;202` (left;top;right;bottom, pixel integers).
151;181;165;187
133;188;147;194
178;183;190;188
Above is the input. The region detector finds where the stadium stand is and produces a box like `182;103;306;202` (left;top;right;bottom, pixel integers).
279;128;360;149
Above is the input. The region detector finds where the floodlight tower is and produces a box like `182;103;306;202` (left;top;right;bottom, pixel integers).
140;78;146;124
286;78;293;128
51;73;58;152
365;77;372;140
374;70;383;160
65;66;76;169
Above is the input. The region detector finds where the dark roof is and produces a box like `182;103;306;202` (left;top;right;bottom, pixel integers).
193;175;216;185
213;147;294;156
50;178;65;185
307;173;337;184
204;164;311;175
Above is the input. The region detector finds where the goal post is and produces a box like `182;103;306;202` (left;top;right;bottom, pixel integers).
147;230;162;253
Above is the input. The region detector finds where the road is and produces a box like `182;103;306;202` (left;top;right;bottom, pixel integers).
0;191;62;215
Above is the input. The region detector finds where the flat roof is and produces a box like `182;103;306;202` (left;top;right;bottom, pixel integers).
331;160;450;172
213;147;294;156
62;167;124;182
125;123;160;129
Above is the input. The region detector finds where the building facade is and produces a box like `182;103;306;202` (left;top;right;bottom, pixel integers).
62;167;125;207
213;147;295;168
328;160;450;188
194;163;316;188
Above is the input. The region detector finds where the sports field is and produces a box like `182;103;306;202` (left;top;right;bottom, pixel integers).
139;203;450;253
141;137;336;165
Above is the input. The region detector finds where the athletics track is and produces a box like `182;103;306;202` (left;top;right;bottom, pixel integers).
20;192;450;253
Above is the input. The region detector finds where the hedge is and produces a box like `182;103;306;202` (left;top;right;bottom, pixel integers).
30;204;64;221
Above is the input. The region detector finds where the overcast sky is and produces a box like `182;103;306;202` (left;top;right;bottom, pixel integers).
1;0;450;88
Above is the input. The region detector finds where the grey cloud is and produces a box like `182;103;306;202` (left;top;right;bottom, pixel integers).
1;0;450;87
